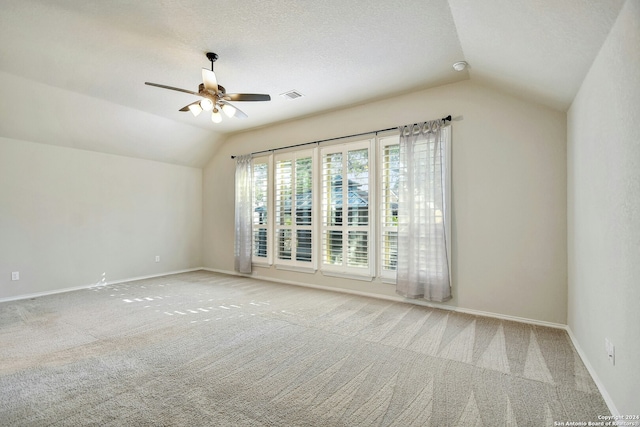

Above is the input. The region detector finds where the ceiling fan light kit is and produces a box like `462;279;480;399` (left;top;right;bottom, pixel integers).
211;109;222;123
221;103;236;118
145;52;271;123
188;103;203;117
200;98;214;111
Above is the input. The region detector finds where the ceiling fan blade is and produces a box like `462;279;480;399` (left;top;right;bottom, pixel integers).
225;93;271;102
202;68;218;94
145;82;200;96
220;100;248;119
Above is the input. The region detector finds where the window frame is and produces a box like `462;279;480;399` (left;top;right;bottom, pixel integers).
248;128;451;284
273;148;316;271
319;139;375;279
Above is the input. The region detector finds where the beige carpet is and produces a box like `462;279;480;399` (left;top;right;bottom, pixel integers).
0;271;609;426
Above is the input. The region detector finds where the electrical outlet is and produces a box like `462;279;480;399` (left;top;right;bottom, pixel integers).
605;338;615;365
11;271;19;281
155;256;160;263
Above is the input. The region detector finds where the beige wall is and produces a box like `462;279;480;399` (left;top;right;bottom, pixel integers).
0;137;203;300
567;0;640;415
203;79;568;324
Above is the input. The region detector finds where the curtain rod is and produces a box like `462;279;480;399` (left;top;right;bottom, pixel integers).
230;115;451;159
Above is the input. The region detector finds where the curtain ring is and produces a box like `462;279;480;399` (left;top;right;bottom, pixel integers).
401;120;443;136
427;120;440;133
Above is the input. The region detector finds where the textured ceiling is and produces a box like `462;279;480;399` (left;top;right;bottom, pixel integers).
0;0;627;166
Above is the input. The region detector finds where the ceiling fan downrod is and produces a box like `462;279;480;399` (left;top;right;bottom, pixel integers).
206;52;218;71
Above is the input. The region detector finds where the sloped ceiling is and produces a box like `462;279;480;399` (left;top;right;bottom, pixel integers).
0;0;626;167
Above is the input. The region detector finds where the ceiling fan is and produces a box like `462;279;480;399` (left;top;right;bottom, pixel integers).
145;52;271;123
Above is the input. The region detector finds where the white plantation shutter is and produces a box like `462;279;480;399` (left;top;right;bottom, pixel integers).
274;150;314;267
275;158;292;261
322;151;343;266
321;141;373;277
379;137;400;280
295;156;313;262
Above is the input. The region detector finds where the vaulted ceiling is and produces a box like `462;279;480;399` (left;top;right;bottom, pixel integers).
0;0;626;166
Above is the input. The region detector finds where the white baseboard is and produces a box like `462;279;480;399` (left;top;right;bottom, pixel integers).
201;267;566;329
0;268;203;303
565;326;619;417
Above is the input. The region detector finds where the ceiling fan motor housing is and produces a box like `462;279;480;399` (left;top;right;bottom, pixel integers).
199;83;225;95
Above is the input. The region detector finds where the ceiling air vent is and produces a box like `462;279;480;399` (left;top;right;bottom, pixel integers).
280;90;304;100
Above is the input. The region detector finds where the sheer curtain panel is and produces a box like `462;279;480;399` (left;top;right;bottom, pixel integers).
396;121;451;302
235;154;253;273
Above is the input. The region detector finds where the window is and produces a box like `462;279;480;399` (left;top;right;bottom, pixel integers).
252;157;270;264
378;136;400;280
321;141;373;277
249;130;442;284
274;150;314;268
